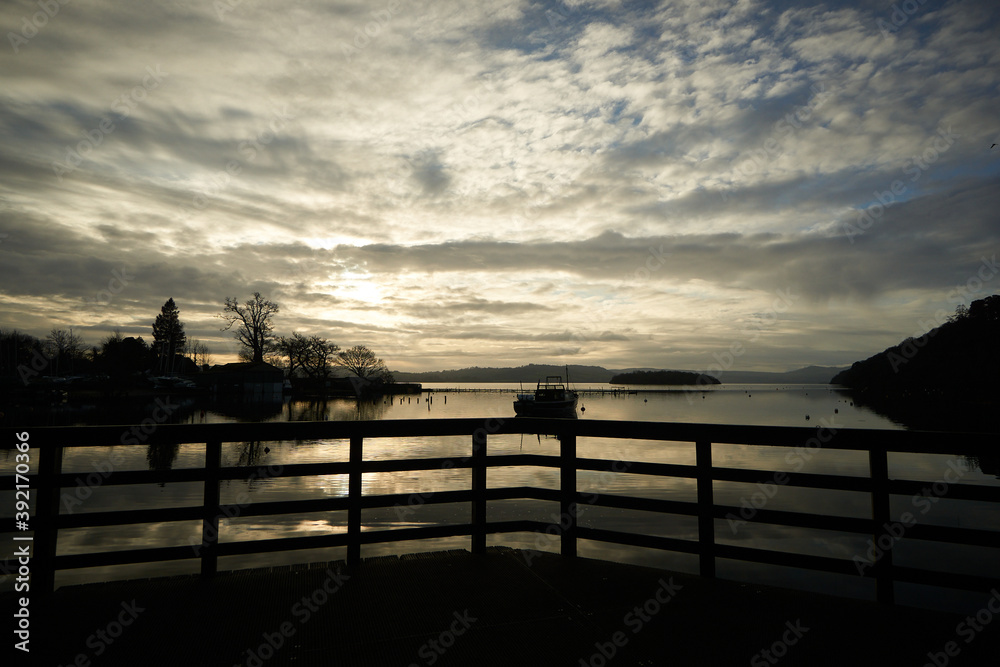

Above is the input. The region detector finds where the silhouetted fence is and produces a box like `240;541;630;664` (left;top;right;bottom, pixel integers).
6;419;998;605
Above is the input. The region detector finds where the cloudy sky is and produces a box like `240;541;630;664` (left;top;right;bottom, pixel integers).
1;0;998;373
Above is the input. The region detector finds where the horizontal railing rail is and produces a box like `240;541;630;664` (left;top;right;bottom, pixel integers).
8;417;997;450
3;418;999;606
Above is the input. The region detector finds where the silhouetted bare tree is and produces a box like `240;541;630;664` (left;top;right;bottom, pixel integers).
220;292;279;363
186;338;212;367
335;345;393;383
278;333;339;380
45;328;84;375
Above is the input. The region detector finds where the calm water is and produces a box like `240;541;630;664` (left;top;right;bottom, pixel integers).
2;384;997;612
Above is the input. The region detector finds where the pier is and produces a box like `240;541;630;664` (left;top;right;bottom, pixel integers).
4;418;999;665
31;547;1000;666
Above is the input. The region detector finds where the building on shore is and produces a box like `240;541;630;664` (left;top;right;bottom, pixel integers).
203;361;284;401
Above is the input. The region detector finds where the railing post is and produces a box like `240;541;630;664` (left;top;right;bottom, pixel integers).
869;447;894;604
471;430;487;554
696;440;715;578
34;440;64;598
560;432;577;559
348;435;363;567
200;440;221;578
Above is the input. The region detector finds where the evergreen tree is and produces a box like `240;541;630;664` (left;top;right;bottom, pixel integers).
152;298;187;371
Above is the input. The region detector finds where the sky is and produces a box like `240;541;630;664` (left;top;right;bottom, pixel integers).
1;0;998;373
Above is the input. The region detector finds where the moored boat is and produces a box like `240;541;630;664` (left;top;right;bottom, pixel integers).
513;375;578;417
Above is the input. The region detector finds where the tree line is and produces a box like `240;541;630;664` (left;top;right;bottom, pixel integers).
831;296;1000;395
0;298;208;384
221;292;393;385
1;292;392;387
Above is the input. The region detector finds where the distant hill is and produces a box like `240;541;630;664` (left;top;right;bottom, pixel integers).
610;370;720;385
394;363;847;384
392;364;614;383
720;365;848;384
832;295;1000;395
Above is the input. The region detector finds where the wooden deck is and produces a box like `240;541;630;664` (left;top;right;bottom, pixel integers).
16;547;999;666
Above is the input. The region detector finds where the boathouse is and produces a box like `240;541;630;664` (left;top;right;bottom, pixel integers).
204;361;284;400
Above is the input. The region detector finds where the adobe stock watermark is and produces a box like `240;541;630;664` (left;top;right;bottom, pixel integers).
193;460;284;558
184;104;296;216
394;414;506;521
59;396;184;514
7;0;71;54
86;266;134;307
508;183;565;229
118;397;181;446
876;0;932;38
539;0;582;33
570;244;671;344
886;255;997;373
341;0;405;63
843;125;959;243
750;619;810;666
16;348;54;385
215;0;245;21
947;255;998;307
726;415;842;535
685;287;797;404
52;599;145;665
440;71;503;127
853;457;970;576
54;398;183;512
232;567;350;667
922;588;1000;667
51;65;169;182
60;448;126;514
578;577;683;666
407;609;477;667
522;459;634;565
722;82;830;201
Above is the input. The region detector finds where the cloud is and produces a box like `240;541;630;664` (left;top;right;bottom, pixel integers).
1;0;998;371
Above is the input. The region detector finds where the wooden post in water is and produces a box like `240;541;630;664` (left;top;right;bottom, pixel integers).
869;447;894;604
348;435;363;567
200;440;222;577
471;430;487;554
560;432;577;559
34;439;64;597
696;440;716;578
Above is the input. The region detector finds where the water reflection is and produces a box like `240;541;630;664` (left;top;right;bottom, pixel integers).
284;398;392;422
4;385;997;613
1;383;921;430
287;399;329;421
843;389;999;435
350;399;389;421
968;452;1000;480
145;442;180;481
210;399;283;423
235;441;267;467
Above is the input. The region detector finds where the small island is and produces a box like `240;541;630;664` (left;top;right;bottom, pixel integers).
610;370;721;385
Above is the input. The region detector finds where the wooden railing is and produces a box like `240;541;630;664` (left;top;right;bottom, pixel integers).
4;418;998;605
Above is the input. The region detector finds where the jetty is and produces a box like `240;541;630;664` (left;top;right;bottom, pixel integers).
4;418;999;665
